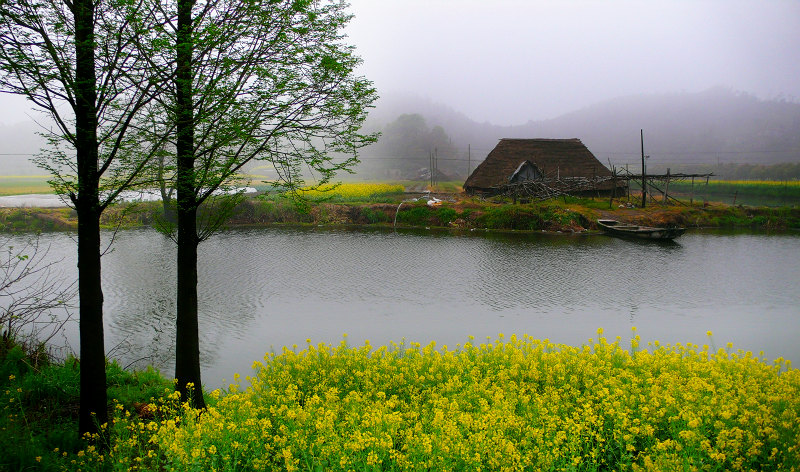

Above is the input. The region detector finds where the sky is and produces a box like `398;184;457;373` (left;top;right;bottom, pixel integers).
1;0;799;126
343;0;800;125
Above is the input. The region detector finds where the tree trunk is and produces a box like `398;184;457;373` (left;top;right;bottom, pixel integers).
158;155;177;224
76;201;108;436
175;203;205;407
74;0;108;437
173;0;205;408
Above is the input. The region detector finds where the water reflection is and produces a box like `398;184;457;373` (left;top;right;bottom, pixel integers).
3;227;799;388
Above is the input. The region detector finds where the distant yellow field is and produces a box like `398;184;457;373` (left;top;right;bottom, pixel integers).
297;182;405;200
715;179;800;187
0;175;53;195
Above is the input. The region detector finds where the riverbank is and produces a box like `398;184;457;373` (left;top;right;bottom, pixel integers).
3;332;799;471
2;195;800;233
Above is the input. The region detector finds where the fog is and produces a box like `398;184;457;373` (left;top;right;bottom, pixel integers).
345;0;800;125
2;0;799;172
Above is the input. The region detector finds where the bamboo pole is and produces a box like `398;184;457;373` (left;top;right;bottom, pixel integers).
640;130;646;208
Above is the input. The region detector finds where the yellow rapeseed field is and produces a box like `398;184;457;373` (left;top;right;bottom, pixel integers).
717;180;800;187
295;183;405;201
77;330;799;471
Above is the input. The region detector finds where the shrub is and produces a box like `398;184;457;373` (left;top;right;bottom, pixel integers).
395;205;434;226
361;207;390;224
434;207;458;226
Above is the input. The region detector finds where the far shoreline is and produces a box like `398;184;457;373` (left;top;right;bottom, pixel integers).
2;195;799;234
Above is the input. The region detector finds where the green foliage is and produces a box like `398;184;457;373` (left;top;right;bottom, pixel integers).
235;198;314;224
1;340;173;471
435;206;458;226
361;207;390;224
395;205;434;226
561;196;613;210
106;362;173;409
0;344;30;381
700;206;800;229
1;342;83;469
0;208;76;232
474;206;542;230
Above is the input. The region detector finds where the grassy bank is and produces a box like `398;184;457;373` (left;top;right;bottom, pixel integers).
1;340;173;471
3;332;799;471
0;204;164;232
3;193;800;234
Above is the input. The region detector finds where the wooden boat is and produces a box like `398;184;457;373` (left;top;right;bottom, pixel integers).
597;219;686;240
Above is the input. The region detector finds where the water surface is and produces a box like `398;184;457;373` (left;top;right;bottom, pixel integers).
7;227;800;387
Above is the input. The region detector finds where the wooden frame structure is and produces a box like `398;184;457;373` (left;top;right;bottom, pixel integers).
494;169;714;205
616;168;714;206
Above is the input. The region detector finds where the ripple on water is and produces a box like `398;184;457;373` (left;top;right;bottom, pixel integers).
6;227;798;385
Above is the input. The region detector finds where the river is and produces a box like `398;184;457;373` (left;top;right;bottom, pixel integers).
4;227;800;387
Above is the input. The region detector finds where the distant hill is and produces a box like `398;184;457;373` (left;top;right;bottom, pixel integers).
4;88;800;179
527;87;800;167
360;88;800;179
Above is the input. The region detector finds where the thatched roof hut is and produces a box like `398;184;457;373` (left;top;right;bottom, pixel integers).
464;138;621;195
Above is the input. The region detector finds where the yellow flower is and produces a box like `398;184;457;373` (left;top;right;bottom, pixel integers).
132;333;799;471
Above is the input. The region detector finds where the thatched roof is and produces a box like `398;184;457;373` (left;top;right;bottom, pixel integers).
464;138;615;193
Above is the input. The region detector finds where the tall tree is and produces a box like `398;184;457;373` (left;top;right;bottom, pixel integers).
0;0;164;436
138;0;377;406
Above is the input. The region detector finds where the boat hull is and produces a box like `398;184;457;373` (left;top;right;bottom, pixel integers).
597;219;686;240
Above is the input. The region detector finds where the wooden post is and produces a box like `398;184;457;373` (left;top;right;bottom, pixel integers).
663;168;671;206
626;163;630;201
690;176;695;205
434;147;438;187
429;151;433;189
640;129;646;208
733;190;738;205
609;166;616;209
467;144;471;178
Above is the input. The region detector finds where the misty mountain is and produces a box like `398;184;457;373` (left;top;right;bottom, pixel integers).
359;88;800;179
4;88;800;179
529;87;800;167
